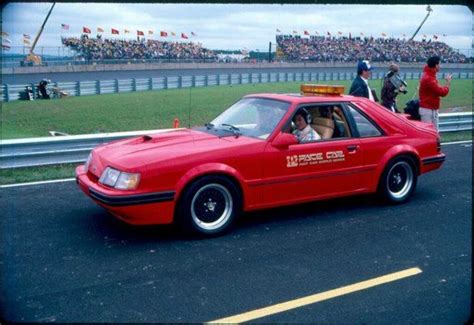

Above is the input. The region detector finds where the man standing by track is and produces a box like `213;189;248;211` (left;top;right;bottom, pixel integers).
419;56;452;130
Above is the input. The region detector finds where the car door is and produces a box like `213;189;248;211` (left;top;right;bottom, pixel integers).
260;103;365;207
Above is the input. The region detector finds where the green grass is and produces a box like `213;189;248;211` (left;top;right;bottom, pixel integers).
1;131;471;185
1;79;471;140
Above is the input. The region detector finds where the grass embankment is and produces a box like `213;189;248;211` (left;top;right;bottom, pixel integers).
1;79;471;139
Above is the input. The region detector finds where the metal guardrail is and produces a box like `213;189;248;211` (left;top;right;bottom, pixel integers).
3;71;474;102
0;113;472;169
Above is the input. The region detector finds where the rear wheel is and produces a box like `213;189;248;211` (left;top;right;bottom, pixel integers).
177;175;241;236
379;157;417;203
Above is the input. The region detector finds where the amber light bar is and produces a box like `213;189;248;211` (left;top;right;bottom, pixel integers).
300;84;345;96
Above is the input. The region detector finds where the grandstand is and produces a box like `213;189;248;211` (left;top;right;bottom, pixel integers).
57;34;468;64
62;35;217;61
275;35;468;63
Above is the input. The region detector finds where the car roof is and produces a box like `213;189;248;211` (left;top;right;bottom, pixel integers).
243;93;357;104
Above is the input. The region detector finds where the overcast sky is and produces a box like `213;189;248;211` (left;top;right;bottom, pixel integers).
2;3;472;55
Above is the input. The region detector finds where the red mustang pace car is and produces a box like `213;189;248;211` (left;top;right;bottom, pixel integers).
76;84;445;236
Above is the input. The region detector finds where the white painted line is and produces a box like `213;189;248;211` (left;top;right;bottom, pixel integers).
0;178;76;189
207;267;423;324
442;140;472;145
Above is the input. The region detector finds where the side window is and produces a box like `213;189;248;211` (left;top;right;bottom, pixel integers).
348;105;382;137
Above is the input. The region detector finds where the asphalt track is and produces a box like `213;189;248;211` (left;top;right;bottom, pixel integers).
0;143;472;323
3;66;471;84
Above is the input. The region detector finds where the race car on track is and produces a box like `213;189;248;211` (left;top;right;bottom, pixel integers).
76;84;445;236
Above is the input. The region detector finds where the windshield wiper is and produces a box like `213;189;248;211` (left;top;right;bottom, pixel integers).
220;123;241;137
205;123;215;130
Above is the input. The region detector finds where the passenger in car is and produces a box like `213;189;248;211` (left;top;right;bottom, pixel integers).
292;108;320;143
312;106;335;139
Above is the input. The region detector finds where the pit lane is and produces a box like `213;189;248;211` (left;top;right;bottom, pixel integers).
0;143;471;323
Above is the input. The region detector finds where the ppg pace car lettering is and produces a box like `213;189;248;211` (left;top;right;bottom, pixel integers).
286;150;345;168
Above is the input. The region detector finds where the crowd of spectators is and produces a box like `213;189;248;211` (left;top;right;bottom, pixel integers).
61;34;468;64
62;35;218;61
276;35;468;63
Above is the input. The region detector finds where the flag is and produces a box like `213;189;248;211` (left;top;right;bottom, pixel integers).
381;32;387;37
23;34;31;39
23;39;31;45
433;34;438;40
137;30;144;36
61;23;69;30
191;32;196;36
2;37;11;44
83;27;91;34
442;33;447;37
171;32;176;36
148;30;153;35
276;29;281;33
338;31;342;35
292;30;298;34
1;31;9;36
2;44;10;49
402;33;406;37
315;31;319;35
360;32;364;36
97;27;104;33
304;30;309;35
160;31;168;37
181;33;188;39
111;28;119;35
124;29;130;34
327;31;331;36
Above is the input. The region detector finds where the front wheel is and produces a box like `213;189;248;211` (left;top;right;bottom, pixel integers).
177;176;241;236
379;157;418;203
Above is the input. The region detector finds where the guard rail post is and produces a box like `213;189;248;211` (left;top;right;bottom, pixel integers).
76;81;81;96
285;72;289;82
5;84;9;102
96;80;101;95
205;75;209;86
132;78;137;92
192;75;196;88
178;76;182;88
217;74;220;86
164;77;168;90
148;77;153;91
238;74;242;85
114;79;119;93
228;74;231;85
258;73;262;83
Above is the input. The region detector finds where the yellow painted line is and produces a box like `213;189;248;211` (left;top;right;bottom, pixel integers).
207;267;422;324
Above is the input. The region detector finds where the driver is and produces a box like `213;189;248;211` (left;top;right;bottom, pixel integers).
292;108;320;143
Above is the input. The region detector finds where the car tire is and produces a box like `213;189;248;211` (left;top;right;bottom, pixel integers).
177;175;241;236
378;156;418;204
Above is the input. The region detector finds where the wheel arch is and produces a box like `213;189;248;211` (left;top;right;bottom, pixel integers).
371;145;421;192
174;163;245;211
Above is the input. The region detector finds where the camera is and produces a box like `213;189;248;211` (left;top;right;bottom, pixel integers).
388;73;408;94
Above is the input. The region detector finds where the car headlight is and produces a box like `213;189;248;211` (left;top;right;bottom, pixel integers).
99;167;140;190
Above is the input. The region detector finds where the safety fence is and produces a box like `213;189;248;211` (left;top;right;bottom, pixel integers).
2;71;473;102
1;112;472;169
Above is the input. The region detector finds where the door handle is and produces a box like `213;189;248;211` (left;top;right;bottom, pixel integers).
347;145;359;153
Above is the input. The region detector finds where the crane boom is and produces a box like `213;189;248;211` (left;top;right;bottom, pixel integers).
24;2;56;65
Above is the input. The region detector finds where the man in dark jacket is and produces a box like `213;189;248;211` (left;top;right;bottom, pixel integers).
381;63;407;112
349;60;375;101
419;56;451;130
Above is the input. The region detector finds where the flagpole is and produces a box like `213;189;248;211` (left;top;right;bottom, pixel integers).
409;5;433;41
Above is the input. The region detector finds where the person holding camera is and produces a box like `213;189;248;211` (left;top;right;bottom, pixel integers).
419;56;451;130
381;63;407;112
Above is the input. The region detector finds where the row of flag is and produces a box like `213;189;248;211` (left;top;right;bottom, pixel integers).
62;24;197;39
276;29;447;39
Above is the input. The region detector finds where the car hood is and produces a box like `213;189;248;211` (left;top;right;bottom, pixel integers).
90;128;263;175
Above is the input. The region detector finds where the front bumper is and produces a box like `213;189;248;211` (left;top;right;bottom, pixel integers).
76;165;175;225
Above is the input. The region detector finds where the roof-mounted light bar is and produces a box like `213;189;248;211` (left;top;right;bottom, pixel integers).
300;84;345;96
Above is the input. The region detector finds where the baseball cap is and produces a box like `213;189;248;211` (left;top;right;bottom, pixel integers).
357;60;373;72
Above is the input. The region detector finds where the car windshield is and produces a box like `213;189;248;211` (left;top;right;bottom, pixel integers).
210;98;290;139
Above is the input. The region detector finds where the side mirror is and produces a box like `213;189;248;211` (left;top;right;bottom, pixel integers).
272;132;298;149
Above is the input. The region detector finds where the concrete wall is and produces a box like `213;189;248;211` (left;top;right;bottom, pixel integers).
3;61;472;75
